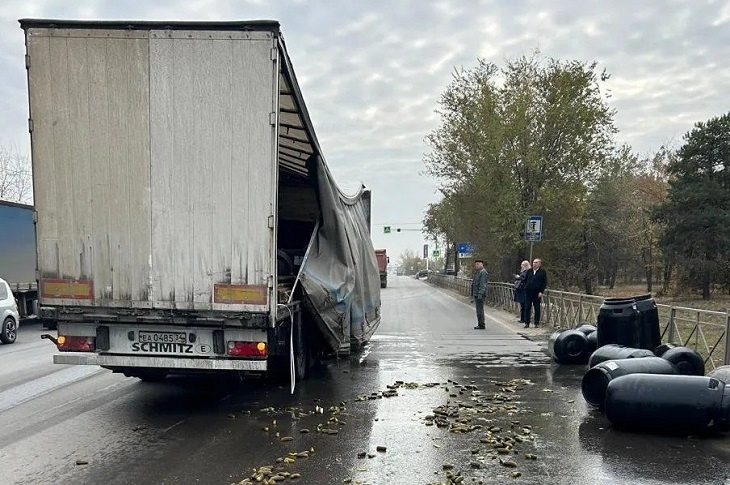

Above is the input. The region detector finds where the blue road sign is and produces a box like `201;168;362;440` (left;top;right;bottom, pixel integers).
525;215;543;242
457;242;474;258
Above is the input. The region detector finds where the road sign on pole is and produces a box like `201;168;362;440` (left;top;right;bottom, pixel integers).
525;215;543;242
432;250;440;258
457;242;474;259
423;244;429;259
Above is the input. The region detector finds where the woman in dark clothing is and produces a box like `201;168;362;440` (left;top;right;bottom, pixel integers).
514;260;531;324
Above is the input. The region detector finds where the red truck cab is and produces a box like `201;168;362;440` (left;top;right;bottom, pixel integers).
375;249;389;288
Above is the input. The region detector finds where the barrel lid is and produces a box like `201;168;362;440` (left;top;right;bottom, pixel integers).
602;297;635;304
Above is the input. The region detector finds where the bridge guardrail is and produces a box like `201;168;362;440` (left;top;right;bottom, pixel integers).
426;273;730;369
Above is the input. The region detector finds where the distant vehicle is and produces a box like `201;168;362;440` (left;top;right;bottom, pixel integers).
0;277;21;344
0;201;38;321
415;269;433;279
375;249;389;288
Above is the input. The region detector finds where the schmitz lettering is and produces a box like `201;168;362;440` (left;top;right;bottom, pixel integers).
131;342;194;354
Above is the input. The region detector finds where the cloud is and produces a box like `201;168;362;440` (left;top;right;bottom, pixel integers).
0;0;729;258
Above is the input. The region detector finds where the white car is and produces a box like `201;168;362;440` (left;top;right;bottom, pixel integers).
0;277;20;344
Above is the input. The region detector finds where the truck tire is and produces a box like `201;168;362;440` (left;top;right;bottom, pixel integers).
295;339;307;381
124;368;168;382
293;317;309;380
0;317;17;344
270;318;309;382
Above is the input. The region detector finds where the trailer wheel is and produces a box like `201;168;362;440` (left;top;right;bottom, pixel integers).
124;368;168;382
270;317;309;382
293;317;308;380
0;317;17;344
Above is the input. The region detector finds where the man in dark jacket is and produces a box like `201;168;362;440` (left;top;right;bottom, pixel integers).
523;258;547;328
470;260;489;329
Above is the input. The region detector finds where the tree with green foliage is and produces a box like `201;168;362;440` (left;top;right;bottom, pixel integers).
582;146;670;293
655;113;730;299
582;146;639;292
423;52;617;290
632;148;671;293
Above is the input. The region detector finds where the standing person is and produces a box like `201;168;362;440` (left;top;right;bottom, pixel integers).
513;260;531;324
470;260;489;330
523;258;547;328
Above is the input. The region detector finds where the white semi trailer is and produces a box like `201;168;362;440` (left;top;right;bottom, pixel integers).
21;19;381;380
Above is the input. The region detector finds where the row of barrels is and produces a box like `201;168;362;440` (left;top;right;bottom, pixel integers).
549;324;730;434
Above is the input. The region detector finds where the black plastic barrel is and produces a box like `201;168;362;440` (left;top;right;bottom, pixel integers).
588;344;654;368
581;356;677;407
661;346;705;376
586;331;598;355
653;343;676;357
707;365;730;384
632;294;662;350
596;298;640;348
605;374;730;433
576;324;597;335
548;330;591;365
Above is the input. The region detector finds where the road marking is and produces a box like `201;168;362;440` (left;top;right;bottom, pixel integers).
0;365;103;413
163;418;187;433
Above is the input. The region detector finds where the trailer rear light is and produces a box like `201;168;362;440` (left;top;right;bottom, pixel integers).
227;341;267;357
57;335;96;352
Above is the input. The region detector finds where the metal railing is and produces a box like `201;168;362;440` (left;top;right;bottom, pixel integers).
426;274;730;368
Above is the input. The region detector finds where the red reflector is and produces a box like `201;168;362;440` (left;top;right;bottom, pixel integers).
58;335;96;352
227;341;267;357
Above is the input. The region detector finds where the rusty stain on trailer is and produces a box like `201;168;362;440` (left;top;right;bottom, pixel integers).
40;278;94;300
213;283;267;305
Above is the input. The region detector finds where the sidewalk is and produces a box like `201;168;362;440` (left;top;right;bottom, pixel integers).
427;279;555;345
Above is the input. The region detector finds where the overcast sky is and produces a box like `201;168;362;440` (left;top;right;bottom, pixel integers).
1;1;729;261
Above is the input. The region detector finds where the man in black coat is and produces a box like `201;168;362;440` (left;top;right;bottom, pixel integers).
523;258;547;328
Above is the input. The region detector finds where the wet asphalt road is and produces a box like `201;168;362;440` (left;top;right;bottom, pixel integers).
1;276;730;485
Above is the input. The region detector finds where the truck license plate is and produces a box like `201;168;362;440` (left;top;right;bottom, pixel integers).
138;331;186;344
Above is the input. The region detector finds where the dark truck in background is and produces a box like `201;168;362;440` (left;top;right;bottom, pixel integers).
0;200;38;320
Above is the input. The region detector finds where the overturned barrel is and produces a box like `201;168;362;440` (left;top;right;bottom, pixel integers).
707;365;730;384
549;330;591;365
582;356;677;408
588;344;654;368
661;346;705;376
576;324;597;335
653;343;676;357
586;330;598;355
605;374;730;434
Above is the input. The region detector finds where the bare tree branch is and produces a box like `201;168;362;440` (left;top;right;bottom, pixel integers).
0;144;32;204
